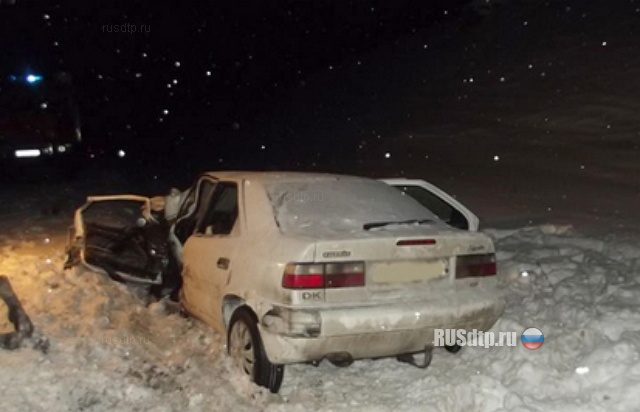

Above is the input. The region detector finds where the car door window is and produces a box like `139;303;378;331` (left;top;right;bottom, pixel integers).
174;179;217;243
196;182;238;235
396;185;469;230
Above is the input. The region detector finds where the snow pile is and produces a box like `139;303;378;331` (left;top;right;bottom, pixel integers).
0;234;271;411
1;224;640;411
482;224;640;411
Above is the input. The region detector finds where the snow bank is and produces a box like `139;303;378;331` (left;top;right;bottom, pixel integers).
1;224;639;411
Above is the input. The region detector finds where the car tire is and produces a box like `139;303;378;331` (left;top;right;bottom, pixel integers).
444;344;462;354
228;307;284;393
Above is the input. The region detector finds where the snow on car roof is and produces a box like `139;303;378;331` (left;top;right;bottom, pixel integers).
201;170;351;183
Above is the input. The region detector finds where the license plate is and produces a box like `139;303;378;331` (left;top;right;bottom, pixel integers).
370;260;446;284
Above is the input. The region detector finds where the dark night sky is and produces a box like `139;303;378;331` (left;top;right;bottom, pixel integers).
2;0;640;233
1;0;477;168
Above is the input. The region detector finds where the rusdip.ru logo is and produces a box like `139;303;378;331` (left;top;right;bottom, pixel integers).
434;329;517;348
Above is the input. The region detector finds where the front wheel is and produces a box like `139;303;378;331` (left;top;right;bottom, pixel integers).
227;307;284;393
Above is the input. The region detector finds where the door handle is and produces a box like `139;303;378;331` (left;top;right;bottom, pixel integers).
217;257;230;270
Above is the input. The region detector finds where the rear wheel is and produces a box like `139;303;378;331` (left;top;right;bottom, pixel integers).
444;344;462;354
227;307;284;393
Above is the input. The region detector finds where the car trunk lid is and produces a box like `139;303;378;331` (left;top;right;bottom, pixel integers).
309;228;493;303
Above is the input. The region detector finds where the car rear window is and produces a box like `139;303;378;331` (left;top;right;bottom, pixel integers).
265;178;440;235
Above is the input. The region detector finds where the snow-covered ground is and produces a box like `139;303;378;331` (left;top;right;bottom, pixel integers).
1;207;640;411
2;0;640;410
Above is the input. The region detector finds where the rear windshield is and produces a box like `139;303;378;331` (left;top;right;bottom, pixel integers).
265;178;440;235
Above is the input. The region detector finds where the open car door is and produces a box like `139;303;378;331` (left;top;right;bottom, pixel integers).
65;195;171;285
380;178;480;231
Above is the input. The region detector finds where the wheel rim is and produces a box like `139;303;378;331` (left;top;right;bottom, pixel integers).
229;320;255;379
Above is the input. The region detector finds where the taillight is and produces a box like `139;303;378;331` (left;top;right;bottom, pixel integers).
282;262;365;289
456;253;497;278
325;262;365;288
282;263;324;289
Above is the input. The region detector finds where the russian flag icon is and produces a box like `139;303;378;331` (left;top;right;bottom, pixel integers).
521;328;544;350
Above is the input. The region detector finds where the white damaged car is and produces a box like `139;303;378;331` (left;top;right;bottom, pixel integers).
66;172;504;392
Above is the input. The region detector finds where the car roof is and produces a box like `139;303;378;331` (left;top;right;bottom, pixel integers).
201;171;368;184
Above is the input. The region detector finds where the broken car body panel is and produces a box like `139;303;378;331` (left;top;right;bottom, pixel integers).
67;195;169;285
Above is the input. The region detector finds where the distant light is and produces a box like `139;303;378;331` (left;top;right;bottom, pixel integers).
174;61;181;67
521;270;529;277
40;102;48;109
117;149;126;158
205;71;212;76
163;109;169;115
385;152;391;159
602;41;607;46
26;74;43;84
57;145;66;153
15;149;41;158
493;155;500;161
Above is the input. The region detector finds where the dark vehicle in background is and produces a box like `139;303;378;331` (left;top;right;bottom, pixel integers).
0;71;82;178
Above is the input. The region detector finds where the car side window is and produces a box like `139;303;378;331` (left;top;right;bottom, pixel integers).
196;182;238;235
396;185;469;230
174;179;217;243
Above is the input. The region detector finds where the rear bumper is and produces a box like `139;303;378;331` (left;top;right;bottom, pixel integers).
259;292;505;364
